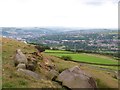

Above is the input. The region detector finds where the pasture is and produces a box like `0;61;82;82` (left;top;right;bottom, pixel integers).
45;50;118;65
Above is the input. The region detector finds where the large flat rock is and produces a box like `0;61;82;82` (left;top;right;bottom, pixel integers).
57;66;97;89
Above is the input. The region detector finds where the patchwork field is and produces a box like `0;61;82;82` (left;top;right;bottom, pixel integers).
45;50;118;65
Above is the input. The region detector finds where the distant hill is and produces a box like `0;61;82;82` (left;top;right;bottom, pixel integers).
2;27;62;36
2;27;117;37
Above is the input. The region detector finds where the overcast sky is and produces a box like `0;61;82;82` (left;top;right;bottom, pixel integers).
0;0;118;28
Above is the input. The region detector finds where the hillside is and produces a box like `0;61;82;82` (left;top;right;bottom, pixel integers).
2;38;119;89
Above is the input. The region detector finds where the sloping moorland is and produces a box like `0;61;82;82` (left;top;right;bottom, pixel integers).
2;37;119;89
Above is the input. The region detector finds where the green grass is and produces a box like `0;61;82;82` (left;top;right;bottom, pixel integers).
2;38;63;88
45;50;118;65
91;65;119;71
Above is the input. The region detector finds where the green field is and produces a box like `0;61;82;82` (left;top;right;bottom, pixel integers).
45;50;118;65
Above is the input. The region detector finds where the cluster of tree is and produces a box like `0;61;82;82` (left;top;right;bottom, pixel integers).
61;56;72;61
35;45;46;52
28;42;50;52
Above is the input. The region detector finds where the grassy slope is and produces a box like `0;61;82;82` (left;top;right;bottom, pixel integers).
2;38;118;88
45;50;118;65
2;38;79;88
2;38;58;88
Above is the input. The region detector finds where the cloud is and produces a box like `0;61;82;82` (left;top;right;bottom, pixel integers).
82;0;119;6
84;0;104;5
0;0;118;28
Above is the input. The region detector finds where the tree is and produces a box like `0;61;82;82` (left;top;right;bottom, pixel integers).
35;45;45;52
61;56;72;61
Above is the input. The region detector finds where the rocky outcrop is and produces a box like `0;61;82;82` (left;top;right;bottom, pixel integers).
16;63;26;69
57;66;97;89
14;49;28;66
26;63;36;71
17;68;41;80
38;61;59;80
46;69;59;80
50;70;59;80
14;49;97;89
13;49;43;81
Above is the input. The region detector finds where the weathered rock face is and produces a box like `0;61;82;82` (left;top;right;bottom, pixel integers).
14;49;28;66
57;66;97;89
46;70;59;80
16;63;26;69
17;68;41;80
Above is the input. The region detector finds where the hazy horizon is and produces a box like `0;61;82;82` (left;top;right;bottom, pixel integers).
1;27;118;31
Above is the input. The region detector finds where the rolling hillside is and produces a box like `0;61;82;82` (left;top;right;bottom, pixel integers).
2;37;119;88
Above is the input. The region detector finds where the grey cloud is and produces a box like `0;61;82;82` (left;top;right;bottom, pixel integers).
85;1;104;5
83;0;119;5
